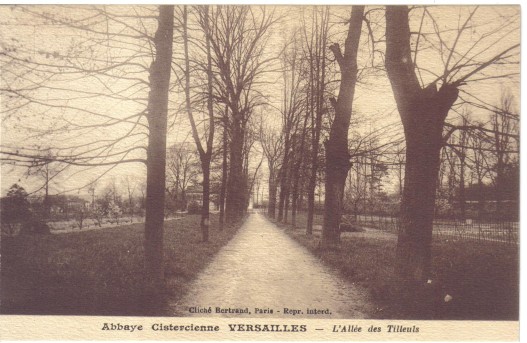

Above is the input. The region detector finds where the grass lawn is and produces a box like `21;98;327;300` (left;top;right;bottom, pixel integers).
274;212;518;320
1;214;241;316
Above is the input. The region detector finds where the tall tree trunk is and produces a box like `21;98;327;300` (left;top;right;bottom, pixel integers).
284;191;290;223
268;171;278;218
306;84;321;235
277;137;290;222
322;6;364;246
495;143;504;218
291;160;300;227
477;178;484;219
290;170;299;220
43;168;50;219
397;123;444;283
306;49;316;235
459;155;466;218
305;8;328;235
144;4;173;292
225;117;246;223
201;161;210;241
255;182;259;207
386;6;459;284
183;5;215;241
201;5;215;241
219;112;228;228
284;135;298;224
291;107;309;228
306;162;318;235
291;185;298;227
456;120;468;219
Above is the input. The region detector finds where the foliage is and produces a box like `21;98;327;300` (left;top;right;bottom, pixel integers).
92;204;105;227
75;207;87;230
20;217;50;235
107;201;122;224
186;200;201;215
1;184;31;224
1;184;52;235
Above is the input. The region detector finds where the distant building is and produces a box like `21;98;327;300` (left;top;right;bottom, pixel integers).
186;183;220;211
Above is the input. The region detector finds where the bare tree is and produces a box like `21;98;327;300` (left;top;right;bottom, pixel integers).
490;91;518;216
143;5;174;292
204;6;278;223
289;105;310;227
442;91;519;220
322;6;364;246
468;128;490;218
123;175;137;221
1;5;175;293
258;118;283;218
302;6;330;235
385;5;519;283
166;142;200;211
178;5;216;241
218;105;229;227
276;28;305;223
25;151;68;218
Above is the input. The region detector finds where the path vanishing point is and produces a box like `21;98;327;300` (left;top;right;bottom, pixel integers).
170;212;373;318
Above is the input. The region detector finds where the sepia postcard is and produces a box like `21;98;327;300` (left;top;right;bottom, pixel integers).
0;3;520;341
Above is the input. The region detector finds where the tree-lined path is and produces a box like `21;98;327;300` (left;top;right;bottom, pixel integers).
170;212;373;318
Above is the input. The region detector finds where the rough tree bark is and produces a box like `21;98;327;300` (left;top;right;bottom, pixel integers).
385;6;459;283
205;7;274;224
457;118;468;218
144;4;174;290
219;106;229;228
277;136;291;222
284;134;298;223
291;114;308;227
268;172;278;218
260;126;282;219
322;6;364;246
182;5;215;242
305;7;329;235
225;115;246;223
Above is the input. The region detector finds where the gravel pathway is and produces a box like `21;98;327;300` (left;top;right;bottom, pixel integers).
170;212;373;318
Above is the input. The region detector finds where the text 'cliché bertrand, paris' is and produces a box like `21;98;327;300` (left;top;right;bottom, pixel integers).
189;306;332;315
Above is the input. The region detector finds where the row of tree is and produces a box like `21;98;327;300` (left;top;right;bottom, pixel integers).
257;5;519;284
1;5;519;289
1;5;276;291
340;92;519;220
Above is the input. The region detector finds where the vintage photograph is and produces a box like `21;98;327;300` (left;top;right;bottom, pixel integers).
0;3;520;336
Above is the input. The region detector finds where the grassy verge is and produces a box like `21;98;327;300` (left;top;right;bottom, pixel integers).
1;214;242;316
274;213;518;320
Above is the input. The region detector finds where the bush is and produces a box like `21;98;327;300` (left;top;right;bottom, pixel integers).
186;201;201;214
20;218;50;235
339;222;363;232
108;201;122;225
1;184;31;225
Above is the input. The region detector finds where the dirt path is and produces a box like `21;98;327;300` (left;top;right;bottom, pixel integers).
169;212;374;318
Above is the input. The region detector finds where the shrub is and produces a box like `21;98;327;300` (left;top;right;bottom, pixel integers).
20;218;50;235
1;184;31;225
108;201;122;225
186;201;201;214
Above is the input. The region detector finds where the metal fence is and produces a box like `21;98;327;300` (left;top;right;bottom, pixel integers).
343;213;518;245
